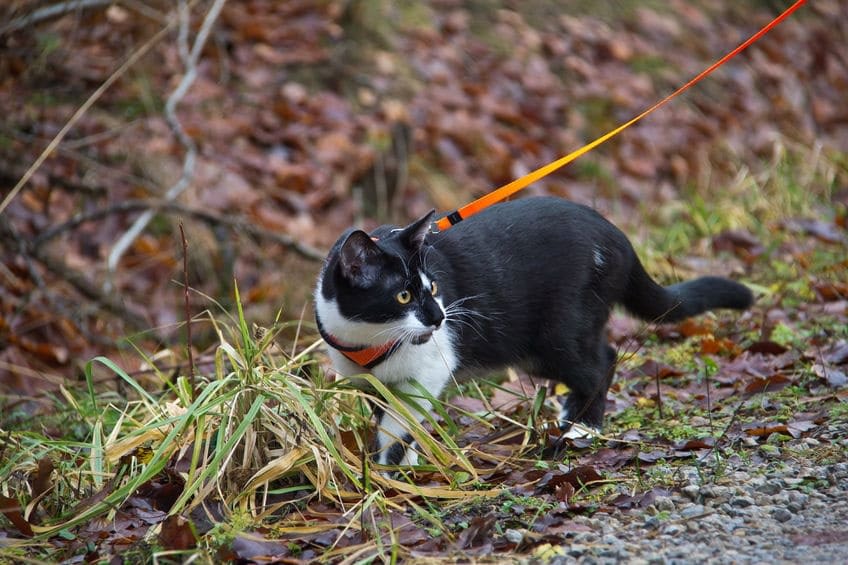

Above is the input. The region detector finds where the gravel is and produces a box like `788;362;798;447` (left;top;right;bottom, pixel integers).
548;424;848;564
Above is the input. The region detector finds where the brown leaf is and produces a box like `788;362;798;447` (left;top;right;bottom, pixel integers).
537;466;603;496
554;481;575;504
786;420;818;438
783;218;846;244
31;457;54;500
700;336;740;356
637;359;684;379
742;421;789;437
813;281;848;302
0;495;33;537
674;437;716;451
135;467;185;512
610;487;672;510
812;363;848;388
159;515;198;551
457;513;496;549
712;229;764;259
231;533;289;560
743;374;791;395
823;341;848;365
747;341;789;355
676;318;716;337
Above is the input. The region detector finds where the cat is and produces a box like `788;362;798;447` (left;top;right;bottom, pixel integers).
314;196;753;467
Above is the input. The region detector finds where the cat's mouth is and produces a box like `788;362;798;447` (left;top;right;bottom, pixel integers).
410;330;434;345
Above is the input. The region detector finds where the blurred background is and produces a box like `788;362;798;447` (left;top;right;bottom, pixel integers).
1;0;846;404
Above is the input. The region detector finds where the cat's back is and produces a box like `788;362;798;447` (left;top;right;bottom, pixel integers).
431;197;625;259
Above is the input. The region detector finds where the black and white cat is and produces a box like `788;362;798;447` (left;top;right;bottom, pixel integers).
314;197;753;466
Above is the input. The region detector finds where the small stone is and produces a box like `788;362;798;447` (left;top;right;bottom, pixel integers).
731;496;755;508
602;533;622;547
682;484;701;501
644;516;661;529
504;529;524;544
788;491;809;507
573;531;598;544
680;504;706;519
679;466;700;482
757;480;782;495
567;544;588;557
773;508;793;523
654;496;675;512
663;524;684;535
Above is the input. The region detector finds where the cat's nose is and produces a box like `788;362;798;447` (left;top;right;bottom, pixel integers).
423;300;444;328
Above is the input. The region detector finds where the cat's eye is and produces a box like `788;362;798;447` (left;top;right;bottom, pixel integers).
430;280;438;295
396;290;412;304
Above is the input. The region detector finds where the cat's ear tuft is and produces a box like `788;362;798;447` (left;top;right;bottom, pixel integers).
401;209;435;250
338;230;383;287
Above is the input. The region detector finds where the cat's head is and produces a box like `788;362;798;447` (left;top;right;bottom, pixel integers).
315;210;445;347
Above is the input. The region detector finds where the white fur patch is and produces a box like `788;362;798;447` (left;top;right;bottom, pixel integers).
560;423;600;440
315;271;459;465
558;403;600;439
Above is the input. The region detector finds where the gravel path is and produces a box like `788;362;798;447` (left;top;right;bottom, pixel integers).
550;424;848;564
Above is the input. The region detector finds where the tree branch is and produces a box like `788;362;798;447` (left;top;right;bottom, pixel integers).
105;0;228;286
33;199;327;262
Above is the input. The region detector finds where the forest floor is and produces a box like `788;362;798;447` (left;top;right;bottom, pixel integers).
1;0;847;562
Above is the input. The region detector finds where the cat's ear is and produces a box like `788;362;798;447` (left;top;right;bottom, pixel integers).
338;230;383;287
400;209;435;250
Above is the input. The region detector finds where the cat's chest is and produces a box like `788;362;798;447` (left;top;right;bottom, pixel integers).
330;323;459;384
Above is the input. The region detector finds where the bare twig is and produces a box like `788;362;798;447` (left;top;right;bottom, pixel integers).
0;0;167;35
105;0;228;286
33;198;326;261
179;222;195;387
0;17;174;215
0;0;112;35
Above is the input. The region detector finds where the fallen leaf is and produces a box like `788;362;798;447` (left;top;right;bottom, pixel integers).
712;229;764;259
743;374;791;395
457;513;497;549
823;341;848;365
813;281;848;301
159;515;198;551
0;495;33;537
783;218;846;244
674;437;716;451
812;363;847;388
742;421;789;437
637;359;684;379
231;533;289;560
786;420;818;438
746;341;789;355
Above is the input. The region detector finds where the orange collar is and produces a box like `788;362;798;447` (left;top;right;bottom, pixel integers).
316;316;399;369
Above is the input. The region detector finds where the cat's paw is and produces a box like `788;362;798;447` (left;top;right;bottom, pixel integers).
559;422;601;440
376;437;420;468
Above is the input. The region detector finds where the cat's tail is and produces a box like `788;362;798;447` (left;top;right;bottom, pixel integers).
622;259;753;324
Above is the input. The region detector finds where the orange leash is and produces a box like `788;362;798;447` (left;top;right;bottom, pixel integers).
432;0;807;233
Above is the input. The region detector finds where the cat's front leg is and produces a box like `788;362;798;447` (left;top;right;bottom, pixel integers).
373;373;448;468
